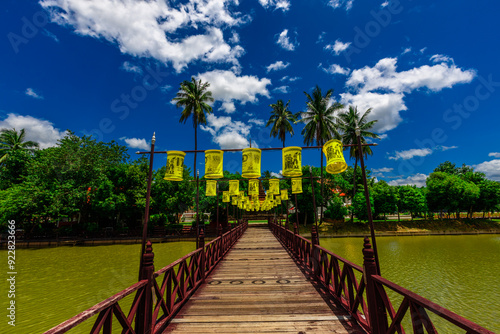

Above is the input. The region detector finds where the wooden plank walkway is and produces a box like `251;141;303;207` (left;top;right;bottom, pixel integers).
163;225;365;333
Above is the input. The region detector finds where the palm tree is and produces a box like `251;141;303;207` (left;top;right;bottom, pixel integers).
0;128;39;164
299;86;343;225
266;100;298;147
337;105;379;221
172;77;214;174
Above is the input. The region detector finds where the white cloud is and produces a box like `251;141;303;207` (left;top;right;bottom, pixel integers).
388;148;432;160
120;137;149;150
40;0;246;72
25;88;44;99
271;171;282;178
121;61;142;74
197;70;271;113
488;152;500;158
379;134;388;140
420;47;427;54
324;39;351;55
342;57;475;133
430;54;454;64
321;63;350;76
381;1;389;8
248;119;265;126
258;0;290;12
341;91;406;133
0;113;67;149
388;173;428;187
439;145;458;151
474;160;500;181
266;60;290;72
280;76;300;82
201;113;253;149
401;47;411;55
276;29;298;51
328;0;354;11
42;29;59;42
372;167;394;173
273;85;289;94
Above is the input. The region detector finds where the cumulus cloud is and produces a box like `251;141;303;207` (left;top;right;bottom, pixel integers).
40;0;247;72
430;54;454;64
276;29;298;51
372;167;394;173
273;85;289;94
121;61;143;74
341;57;475;133
474;160;500;181
388;173;428;187
0;113;67;149
248;118;265;126
197;70;271;113
120;137;149;150
200;113;253;149
324;39;351;55
258;0;290;11
328;0;354;11
25;88;44;99
266;60;290;72
320;63;350;76
488;152;500;158
388;148;432;160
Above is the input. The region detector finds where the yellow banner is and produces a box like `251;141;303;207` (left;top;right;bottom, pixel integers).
282;146;302;177
281;189;288;200
164;151;186;181
323;139;348;174
229;180;239;196
206;180;217;196
292;177;303;194
223;191;230;203
204;150;223;179
269;179;280;195
231;196;237;205
248;179;259;196
242;148;261;178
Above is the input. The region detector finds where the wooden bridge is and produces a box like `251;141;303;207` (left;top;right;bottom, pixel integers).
46;221;494;334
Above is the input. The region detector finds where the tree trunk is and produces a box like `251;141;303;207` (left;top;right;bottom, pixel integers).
320;142;324;226
350;155;358;223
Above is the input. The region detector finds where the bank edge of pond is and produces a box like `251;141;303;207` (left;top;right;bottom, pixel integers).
301;229;500;238
0;235;199;249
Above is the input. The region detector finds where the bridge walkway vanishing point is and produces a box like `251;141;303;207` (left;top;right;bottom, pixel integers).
163;225;365;333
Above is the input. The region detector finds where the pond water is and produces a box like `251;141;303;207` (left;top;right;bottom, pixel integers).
1;241;195;333
1;234;499;333
319;234;500;333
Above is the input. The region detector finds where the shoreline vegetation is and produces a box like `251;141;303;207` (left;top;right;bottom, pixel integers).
3;219;499;249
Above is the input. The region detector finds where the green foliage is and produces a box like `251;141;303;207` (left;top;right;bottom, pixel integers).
351;192;374;222
372;180;398;219
324;194;348;220
397;185;427;219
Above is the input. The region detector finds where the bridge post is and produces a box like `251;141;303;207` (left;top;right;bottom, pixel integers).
136;241;155;334
198;229;206;282
362;237;388;334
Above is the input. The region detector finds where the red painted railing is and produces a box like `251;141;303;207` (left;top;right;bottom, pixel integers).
269;222;494;334
44;221;247;334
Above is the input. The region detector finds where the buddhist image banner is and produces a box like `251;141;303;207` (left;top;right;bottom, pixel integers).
229;180;239;196
206;180;217;196
269;179;280;195
292;177;303;194
249;179;259;196
223;191;230;202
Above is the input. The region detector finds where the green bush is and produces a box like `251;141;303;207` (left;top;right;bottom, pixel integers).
324;195;348;220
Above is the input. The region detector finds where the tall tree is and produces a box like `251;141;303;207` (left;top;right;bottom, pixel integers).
299;86;343;224
173;77;214;175
337;106;379;221
0;128;39;164
266;99;297;147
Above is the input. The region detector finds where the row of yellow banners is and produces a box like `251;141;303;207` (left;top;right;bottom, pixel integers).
206;179;297;211
164;139;347;181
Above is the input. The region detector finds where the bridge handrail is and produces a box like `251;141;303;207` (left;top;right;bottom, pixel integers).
43;220;248;334
269;221;494;334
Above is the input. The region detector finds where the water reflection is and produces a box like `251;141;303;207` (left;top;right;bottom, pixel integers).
320;235;500;333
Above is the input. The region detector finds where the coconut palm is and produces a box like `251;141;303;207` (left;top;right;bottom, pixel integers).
337;105;379;221
299;86;343;225
266;99;297;147
0;128;39;164
172;77;214;174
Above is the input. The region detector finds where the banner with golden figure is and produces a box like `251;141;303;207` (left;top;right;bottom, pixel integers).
242;148;261;178
229;180;239;196
205;150;223;179
223;191;230;203
292;177;303;194
206;180;217;196
282;146;302;177
269;179;280;195
164;151;186;181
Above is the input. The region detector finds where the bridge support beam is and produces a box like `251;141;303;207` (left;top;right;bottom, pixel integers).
363;237;388;334
136;241;154;334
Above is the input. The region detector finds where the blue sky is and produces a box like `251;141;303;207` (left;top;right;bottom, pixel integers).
2;0;500;185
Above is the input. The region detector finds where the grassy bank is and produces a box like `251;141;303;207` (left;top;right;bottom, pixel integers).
294;219;500;236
